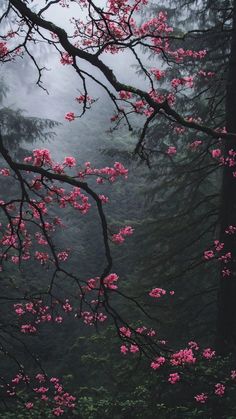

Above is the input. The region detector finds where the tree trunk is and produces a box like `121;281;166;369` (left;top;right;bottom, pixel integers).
216;0;236;354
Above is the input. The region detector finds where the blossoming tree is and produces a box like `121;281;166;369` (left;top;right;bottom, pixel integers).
0;0;236;416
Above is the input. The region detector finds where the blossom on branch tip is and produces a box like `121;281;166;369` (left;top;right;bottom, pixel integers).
103;273;119;290
63;156;76;167
65;112;76;122
204;250;214;260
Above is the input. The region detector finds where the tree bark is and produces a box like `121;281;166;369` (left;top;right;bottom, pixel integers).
216;0;236;354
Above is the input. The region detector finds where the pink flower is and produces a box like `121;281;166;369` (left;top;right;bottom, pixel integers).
14;304;25;316
222;268;231;277
65;112;75;122
57;251;69;261
60;52;73;65
188;341;199;351
55;316;63;323
112;226;134;244
194;393;208;403
0;168;10;176
150;68;165;80
35;251;49;264
75;94;94;104
204;250;214;260
99;194;109;204
63;156;76;167
189;140;202;150
103;273;119;290
120;344;128;355
168;373;180;384
21;324;37;334
33;149;52;166
215;383;225;396
167;146;177;155
211;149;221;158
119;90;132;100
149;288;166;298
119;327;131;337
112;233;125;244
202;348;216;360
33;386;49;394
35;374;45;383
130;344;139;353
170;348;196;366
62;300;73;312
120;226;134;236
214;240;224;251
53;407;64;416
150;356;166;370
231;370;236;380
0;42;8;58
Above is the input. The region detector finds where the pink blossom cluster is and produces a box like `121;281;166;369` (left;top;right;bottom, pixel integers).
225;225;236;235
75;94;94;105
188;341;199;351
171;76;194;89
167;146;177;156
0;168;10;176
81;311;107;325
103;273;119;290
14;300;68;332
150;68;165;80
77;160;128;183
150;356;166;370
189;140;202;151
204;238;233;278
65;112;75;121
63;156;76;167
168;372;180;384
112;225;134;244
211;148;221;159
60;52;73;65
0;41;9;58
120;343;139;354
149;287;166;298
58;187;91;214
134;325;156;336
119;326;132;337
119;90;132;100
202;348;216;360
170;348;196;366
194;393;208;403
8;372;76;416
198;70;215;78
203;250;214;260
84;272;120;293
215;383;225;397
